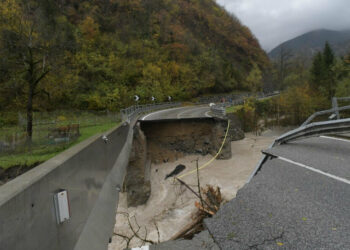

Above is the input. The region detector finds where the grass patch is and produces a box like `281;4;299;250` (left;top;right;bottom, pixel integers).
227;232;236;239
226;105;242;114
0;122;118;169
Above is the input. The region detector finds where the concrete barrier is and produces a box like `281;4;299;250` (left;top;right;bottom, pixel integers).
0;122;134;250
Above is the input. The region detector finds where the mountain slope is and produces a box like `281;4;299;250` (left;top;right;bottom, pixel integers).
0;0;269;111
269;29;350;61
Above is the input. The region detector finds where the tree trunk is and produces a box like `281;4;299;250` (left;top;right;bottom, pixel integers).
26;86;34;144
24;48;50;145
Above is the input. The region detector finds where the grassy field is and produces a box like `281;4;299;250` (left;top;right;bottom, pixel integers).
0;122;118;169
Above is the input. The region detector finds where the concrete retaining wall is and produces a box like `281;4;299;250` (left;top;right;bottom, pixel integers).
0;122;134;250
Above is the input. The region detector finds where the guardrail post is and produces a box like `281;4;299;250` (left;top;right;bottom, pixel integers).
332;97;340;119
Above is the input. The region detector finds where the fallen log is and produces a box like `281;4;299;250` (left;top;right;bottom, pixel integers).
169;216;203;240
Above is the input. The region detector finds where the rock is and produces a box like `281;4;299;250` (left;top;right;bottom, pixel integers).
165;164;186;179
211;119;232;160
226;113;245;141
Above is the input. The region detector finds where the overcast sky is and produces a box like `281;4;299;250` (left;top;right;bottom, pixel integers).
216;0;350;52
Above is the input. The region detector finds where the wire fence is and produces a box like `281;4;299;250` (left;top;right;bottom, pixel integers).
0;110;121;154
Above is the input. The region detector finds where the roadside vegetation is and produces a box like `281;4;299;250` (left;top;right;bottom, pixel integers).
0;0;269;143
1;1;350;172
0;111;118;169
228;42;350;132
0;0;270;171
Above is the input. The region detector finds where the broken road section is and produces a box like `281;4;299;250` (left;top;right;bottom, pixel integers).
205;157;350;249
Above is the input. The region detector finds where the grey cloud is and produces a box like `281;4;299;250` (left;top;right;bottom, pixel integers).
216;0;350;51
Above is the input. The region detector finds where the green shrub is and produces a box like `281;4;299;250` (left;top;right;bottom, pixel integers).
0;112;18;127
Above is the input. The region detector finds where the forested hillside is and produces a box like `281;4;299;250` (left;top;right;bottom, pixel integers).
0;0;269;113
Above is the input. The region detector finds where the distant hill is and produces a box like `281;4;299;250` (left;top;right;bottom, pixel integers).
269;29;350;61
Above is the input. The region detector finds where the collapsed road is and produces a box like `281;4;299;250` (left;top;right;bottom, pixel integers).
204;135;350;249
110;128;278;250
150;136;350;250
134;106;350;250
109;104;263;249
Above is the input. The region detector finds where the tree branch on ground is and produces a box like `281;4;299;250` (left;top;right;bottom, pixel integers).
153;221;160;243
117;212;157;246
175;177;216;214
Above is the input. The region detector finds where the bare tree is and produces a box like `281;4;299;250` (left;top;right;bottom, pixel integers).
277;45;293;89
0;0;70;144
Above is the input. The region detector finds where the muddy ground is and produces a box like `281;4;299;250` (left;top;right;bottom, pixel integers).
0;163;38;186
109;128;288;250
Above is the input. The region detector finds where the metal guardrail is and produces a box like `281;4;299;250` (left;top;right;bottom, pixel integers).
197;91;280;105
283;96;350;144
198;93;248;104
222;91;280;108
332;96;350;119
301;104;350;126
277;118;350;144
120;102;181;122
248;96;350;183
120;91;280;121
209;91;280;118
210;106;226;117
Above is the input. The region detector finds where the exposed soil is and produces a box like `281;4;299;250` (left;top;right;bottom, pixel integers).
124;118;235;207
124;124;151;207
0;163;40;186
141;118;233;164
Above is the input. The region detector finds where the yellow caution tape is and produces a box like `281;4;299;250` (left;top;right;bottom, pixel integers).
177;120;230;179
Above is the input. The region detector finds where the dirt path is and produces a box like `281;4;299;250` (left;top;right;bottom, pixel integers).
109;130;283;250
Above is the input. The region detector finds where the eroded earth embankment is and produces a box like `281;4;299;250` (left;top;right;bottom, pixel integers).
124;117;243;207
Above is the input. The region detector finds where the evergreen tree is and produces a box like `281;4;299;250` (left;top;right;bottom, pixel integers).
310;42;336;99
323;42;335;68
323;42;336;99
310;52;325;88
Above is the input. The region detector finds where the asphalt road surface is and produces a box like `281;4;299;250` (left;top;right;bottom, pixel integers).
140;105;211;120
205;135;350;249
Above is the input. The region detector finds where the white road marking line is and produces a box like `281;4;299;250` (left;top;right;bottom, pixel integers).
320;135;350;143
141;107;184;120
278;156;350;185
176;108;192;119
205;111;212;117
